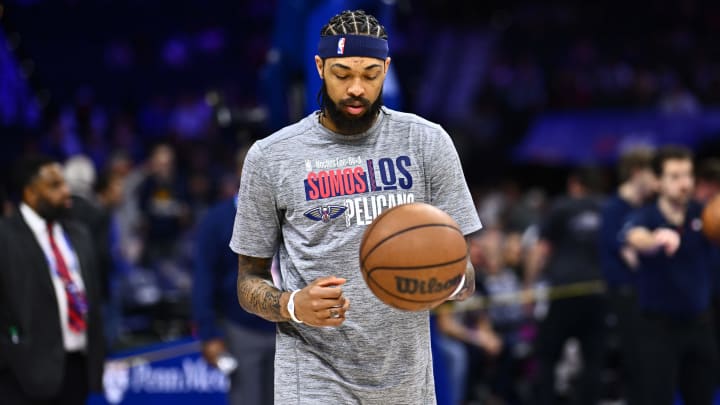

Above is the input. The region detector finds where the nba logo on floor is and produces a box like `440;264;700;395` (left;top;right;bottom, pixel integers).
337;37;346;54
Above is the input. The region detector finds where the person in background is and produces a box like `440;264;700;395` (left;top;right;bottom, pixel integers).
693;156;720;388
476;229;529;405
64;155;119;348
694;157;720;204
137;142;191;269
525;166;608;405
93;169;130;350
192;146;276;405
598;147;657;405
622;145;719;405
0;154;105;404
435;232;504;405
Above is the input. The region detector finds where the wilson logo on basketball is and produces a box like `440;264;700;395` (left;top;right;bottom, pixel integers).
394;274;463;295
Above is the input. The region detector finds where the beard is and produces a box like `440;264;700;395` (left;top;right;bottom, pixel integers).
665;188;691;208
320;83;383;135
36;199;70;222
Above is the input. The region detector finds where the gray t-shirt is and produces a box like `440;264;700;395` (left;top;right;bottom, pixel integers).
230;107;482;404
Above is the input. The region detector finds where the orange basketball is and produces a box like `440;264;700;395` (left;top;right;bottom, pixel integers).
359;202;468;311
702;194;720;245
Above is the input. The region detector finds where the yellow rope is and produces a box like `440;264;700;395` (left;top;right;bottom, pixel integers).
435;280;607;314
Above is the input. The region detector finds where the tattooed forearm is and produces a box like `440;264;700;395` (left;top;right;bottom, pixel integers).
236;255;288;322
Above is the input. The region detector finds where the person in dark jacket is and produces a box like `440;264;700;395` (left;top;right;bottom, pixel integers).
622;145;719;405
0;154;104;404
192;146;276;405
598;147;657;405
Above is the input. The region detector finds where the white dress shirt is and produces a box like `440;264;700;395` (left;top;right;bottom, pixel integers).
20;203;87;352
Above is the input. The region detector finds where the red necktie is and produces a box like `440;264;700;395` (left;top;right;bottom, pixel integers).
46;222;87;333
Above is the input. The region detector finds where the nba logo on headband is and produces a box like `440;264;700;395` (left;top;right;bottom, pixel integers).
337;37;346;55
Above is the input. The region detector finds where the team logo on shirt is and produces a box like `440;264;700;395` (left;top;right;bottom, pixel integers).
304;205;347;223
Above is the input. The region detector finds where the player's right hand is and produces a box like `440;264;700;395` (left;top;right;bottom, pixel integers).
293;276;350;327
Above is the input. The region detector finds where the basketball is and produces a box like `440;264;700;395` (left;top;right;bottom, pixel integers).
702;194;720;245
359;202;468;311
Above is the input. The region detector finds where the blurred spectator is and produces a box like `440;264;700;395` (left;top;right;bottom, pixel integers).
64;155;104;272
435;298;503;405
94;169;131;349
501;230;526;279
475;229;530;405
65;154;131;349
598;147;657;405
622;145;719;405
435;231;505;405
525;166;608;405
109;150;145;266
694;156;720;386
694;157;720;204
137;142;191;269
64;155;97;201
191;146;275;405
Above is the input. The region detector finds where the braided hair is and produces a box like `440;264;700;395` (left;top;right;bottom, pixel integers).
320;9;388;40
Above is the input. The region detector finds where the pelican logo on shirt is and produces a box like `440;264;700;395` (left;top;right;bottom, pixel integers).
304;205;347;223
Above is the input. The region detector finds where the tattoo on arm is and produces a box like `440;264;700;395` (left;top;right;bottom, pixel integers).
236;255;285;322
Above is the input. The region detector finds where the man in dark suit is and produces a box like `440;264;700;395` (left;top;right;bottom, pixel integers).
0;154;104;404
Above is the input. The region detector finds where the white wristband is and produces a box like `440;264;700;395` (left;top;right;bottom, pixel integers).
448;274;466;300
287;290;303;324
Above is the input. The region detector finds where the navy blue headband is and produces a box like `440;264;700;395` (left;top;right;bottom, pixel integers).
317;35;389;60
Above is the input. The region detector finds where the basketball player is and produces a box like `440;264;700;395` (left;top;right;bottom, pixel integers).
621;145;719;405
230;10;482;403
